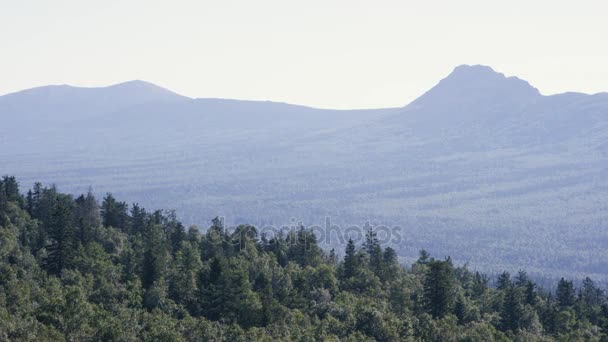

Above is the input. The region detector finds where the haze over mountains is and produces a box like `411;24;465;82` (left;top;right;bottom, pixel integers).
2;65;608;283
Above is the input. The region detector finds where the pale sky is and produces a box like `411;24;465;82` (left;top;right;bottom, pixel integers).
1;0;607;109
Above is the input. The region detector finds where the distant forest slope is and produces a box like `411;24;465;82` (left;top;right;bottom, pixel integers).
1;176;608;341
2;65;608;284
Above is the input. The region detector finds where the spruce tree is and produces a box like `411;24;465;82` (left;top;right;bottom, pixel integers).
501;286;524;331
525;280;538;306
515;270;529;287
0;180;7;218
496;271;512;290
381;247;399;282
44;195;76;276
73;189;100;244
101;194;129;231
556;278;576;307
417;249;430;264
423;259;455;318
343;238;358;278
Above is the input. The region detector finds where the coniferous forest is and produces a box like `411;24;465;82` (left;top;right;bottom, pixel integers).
1;176;608;341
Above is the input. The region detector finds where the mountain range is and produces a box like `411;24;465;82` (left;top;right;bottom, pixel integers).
2;65;607;283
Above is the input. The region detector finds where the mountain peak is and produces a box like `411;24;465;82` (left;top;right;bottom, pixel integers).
450;64;500;77
443;64;538;90
410;64;541;107
107;79;161;89
104;79;188;100
0;80;189;120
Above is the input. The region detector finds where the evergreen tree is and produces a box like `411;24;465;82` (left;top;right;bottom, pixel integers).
381;247;399;282
101;194;129;231
0;180;7;223
472;272;489;298
1;176;21;203
200;258;261;327
142;223;168;289
423;259;455;318
73;189;101;244
417;249;430;264
2;176;608;341
267;232;288;267
170;221;187;253
455;297;467;324
169;241;202;312
130;203;147;236
44;195;76;276
201;217;228;260
496;271;512;290
26;182;43;218
363;227;383;276
556;278;576;307
515;270;529;287
525;280;538;306
580;277;604;306
363;226;379;255
286;226;322;267
342;238;358;279
328;248;337;265
501;286;524;331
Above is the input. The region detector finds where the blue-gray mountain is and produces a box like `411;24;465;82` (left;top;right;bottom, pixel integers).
2;65;607;283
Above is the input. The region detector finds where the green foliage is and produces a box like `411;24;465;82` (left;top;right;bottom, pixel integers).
556;278;576;308
424;259;456;318
0;177;607;341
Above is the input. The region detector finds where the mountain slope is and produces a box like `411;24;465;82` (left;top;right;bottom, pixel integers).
1;67;607;282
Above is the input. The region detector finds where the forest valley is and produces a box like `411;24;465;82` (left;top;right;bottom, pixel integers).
1;176;607;341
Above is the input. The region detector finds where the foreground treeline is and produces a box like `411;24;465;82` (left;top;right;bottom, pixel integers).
1;177;607;341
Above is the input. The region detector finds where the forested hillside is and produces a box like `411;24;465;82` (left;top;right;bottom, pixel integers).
2;66;608;283
1;176;607;341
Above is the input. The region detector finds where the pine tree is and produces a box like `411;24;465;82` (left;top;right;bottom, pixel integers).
142;223;168;289
525;280;538;306
328;248;337;265
44;195;76;276
130;203;147;236
170;222;187;253
515;270;529;287
0;180;7;218
381;247;399;282
364;227;383;276
556;278;576;307
267;232;288;267
363;227;379;255
580;277;603;306
423;259;455;318
286;226;322;267
73;189;101;244
101;194;129;231
455;297;467;324
501;286;524;331
1;176;21;203
417;249;430;264
200;258;261;326
472;272;489;298
342;238;358;278
169;241;202;312
496;271;512;290
33;185;58;252
26;182;43;218
201;217;228;260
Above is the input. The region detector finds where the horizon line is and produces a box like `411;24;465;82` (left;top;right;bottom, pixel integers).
2;64;607;111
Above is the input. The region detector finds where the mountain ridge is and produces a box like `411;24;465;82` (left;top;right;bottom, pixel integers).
2;64;606;111
2;64;608;282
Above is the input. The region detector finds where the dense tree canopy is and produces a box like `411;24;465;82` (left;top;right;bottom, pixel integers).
0;177;607;341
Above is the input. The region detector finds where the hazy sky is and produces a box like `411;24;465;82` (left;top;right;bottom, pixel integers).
2;0;607;108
